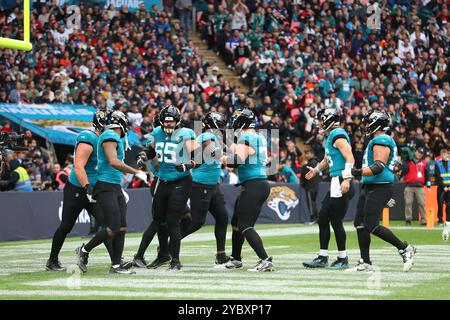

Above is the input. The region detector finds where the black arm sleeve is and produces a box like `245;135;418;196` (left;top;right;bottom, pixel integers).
369;160;385;176
145;145;156;160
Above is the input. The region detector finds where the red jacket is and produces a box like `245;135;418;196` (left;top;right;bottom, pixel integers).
403;160;427;186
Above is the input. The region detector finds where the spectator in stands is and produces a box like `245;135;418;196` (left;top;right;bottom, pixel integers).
402;147;431;226
0;120;13;133
278;158;299;184
51;163;68;191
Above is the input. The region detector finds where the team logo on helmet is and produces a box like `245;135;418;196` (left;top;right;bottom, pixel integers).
267;186;299;221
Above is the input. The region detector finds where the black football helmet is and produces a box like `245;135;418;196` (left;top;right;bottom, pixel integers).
228;108;256;131
106;111;130;138
203;112;227;130
363;110;391;136
159;105;181;134
317;108;340;132
92;110;108;132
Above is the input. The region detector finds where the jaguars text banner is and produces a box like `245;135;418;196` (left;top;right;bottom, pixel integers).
49;0;161;11
0;183;417;242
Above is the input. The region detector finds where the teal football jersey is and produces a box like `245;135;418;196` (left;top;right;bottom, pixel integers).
146;135;158;177
151;126;196;181
97;129;125;185
324;128;350;177
192;132;221;185
68;130;100;187
362;134;398;184
281;165;299;184
236;131;268;183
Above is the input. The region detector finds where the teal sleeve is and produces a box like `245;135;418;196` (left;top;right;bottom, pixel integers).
373;135;392;147
238;133;258;148
77;131;95;146
101;131;120;144
184;128;196;140
146;136;154;147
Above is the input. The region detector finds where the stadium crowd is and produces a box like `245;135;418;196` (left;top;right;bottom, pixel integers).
0;0;449;190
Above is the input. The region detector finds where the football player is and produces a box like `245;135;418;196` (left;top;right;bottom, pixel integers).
221;108;274;272
347;110;416;272
303;108;355;270
177;112;230;266
143;106;200;271
76;111;147;274
47;111;112;271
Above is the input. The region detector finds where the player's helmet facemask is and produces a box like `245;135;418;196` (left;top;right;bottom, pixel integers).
106;111;131;150
363;110;390;137
203;111;227;139
159;105;181;135
92;110;109;132
228;108;256;137
317;108;340;134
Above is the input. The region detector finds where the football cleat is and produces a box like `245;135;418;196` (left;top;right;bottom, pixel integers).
303;255;328;268
168;259;182;271
442;222;449;241
75;244;89;273
326;257;349;270
224;256;243;269
109;265;136;275
215;253;230;265
46;259;66;272
399;243;416;272
132;255;149;268
248;256;274;272
345;259;374;272
147;255;171;269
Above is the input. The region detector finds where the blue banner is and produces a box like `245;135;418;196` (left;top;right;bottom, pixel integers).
0;103;142;146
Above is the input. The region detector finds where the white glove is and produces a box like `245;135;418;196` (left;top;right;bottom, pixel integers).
342;169;353;180
86;194;96;203
135;170;148;184
122;188;129;204
386;198;396;208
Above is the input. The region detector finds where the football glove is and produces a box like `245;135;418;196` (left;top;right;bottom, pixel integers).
84;184;96;203
135;170;148;185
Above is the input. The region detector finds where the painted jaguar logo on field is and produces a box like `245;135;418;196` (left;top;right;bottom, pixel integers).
267;186;299;221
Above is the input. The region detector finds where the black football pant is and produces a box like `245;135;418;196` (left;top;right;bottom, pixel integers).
231;179;271;260
84;181;127;266
153;175;192;261
354;184;407;264
181;182;228;253
49;181;112;261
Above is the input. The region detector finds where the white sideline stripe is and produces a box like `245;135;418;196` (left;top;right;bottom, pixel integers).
0;226;441;252
27;279;391;296
0;226;348;251
28;277;411;289
0;289;357;300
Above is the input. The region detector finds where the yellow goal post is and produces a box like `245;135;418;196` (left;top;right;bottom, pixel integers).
0;0;32;51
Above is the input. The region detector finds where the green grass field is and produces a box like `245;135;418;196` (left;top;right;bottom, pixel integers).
0;222;449;300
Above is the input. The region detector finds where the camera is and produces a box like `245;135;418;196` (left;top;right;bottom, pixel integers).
0;132;25;151
400;142;416;162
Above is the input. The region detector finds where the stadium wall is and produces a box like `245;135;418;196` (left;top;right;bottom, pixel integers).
0;182;425;242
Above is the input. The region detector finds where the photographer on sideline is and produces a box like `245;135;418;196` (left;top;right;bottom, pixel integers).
401;147;430;226
0;158;33;192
